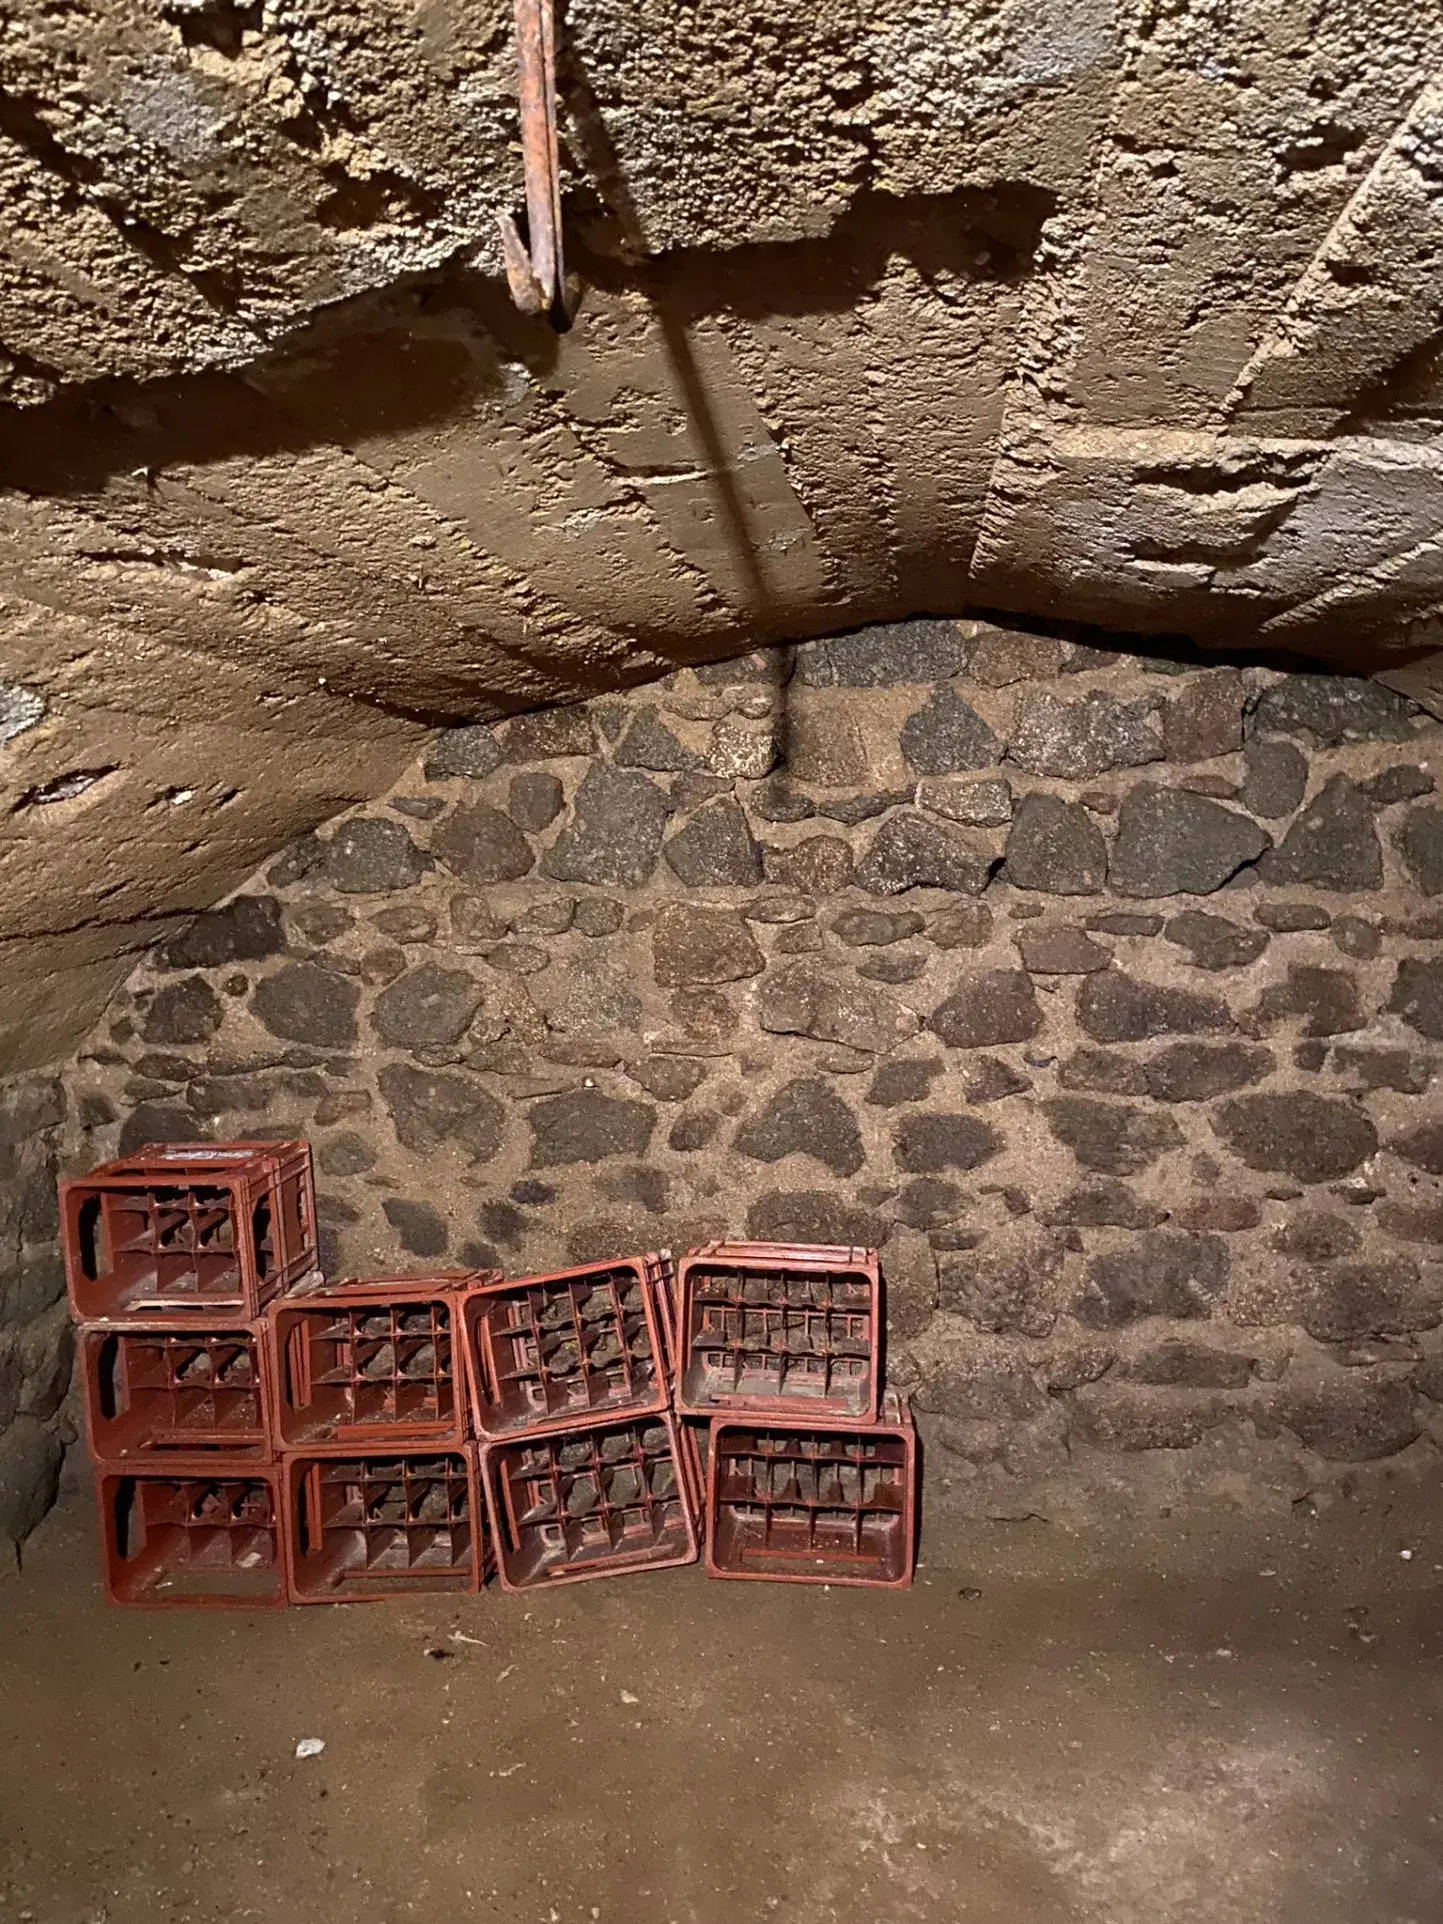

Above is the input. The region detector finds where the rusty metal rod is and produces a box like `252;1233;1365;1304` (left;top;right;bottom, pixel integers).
499;0;565;319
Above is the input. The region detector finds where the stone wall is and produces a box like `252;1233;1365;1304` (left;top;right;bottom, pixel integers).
0;1074;72;1555
59;618;1443;1526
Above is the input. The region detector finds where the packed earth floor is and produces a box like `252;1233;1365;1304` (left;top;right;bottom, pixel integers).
3;1472;1441;1924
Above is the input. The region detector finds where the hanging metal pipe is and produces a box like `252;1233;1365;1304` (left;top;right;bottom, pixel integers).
498;0;567;323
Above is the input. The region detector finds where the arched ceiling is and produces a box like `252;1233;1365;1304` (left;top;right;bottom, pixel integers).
1;0;1441;1070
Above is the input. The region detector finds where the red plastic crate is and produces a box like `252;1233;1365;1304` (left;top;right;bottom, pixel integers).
461;1256;674;1441
62;1141;317;1323
481;1412;698;1591
283;1449;487;1602
268;1273;497;1452
704;1392;916;1588
96;1459;285;1607
82;1323;272;1460
674;1241;882;1422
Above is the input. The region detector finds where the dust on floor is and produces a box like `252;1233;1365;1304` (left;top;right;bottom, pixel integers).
2;1482;1441;1924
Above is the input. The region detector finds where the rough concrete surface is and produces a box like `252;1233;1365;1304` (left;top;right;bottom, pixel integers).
2;1477;1441;1924
2;3;1442;1063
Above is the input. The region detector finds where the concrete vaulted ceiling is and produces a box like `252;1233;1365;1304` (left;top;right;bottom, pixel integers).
0;0;1441;1070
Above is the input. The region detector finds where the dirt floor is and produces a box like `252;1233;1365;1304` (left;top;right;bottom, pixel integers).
2;1474;1441;1924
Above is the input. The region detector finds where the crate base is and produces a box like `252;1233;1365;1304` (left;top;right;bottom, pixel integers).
483;1413;697;1590
283;1449;487;1602
97;1460;286;1608
704;1397;916;1589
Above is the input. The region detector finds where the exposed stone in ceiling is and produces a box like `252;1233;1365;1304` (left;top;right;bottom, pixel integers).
1;0;1441;1068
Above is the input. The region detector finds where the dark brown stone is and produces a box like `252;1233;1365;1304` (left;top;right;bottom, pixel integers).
866;1058;944;1107
382;1199;448;1258
1041;1180;1166;1229
1331;915;1381;960
1014;925;1110;973
1252;674;1416;747
613;708;700;772
831;909;925;947
926;904;995;948
1277;1378;1420;1461
1389;1120;1443;1175
1174;1194;1262;1231
1330;1046;1434;1095
939;1226;1067;1337
159;896;284;968
324;818;425;894
1239;738;1308;819
1254;900;1331;931
959;1056;1031;1102
1068;1387;1231;1450
508;770;564;832
1389;958;1443;1039
758;961;918;1054
899;686;999;774
1043;1097;1184;1175
142;977;223;1046
856;949;927;984
1164;669;1244;762
423;724;504;780
1010;690;1162;778
626;1056;708;1102
735;1078;864;1176
652;905;764;987
763;836;854;893
543;766;670;886
1254;965;1364;1037
1076;970;1232;1043
930;970;1042;1049
1361;764;1434;805
1127;1341;1253;1388
894;1112;1003;1174
856;811;995;896
895;1176;966;1228
669;986;738;1042
1144;1041;1275;1102
1086;911;1163;936
528;1091;656;1165
794;620;969;687
378;1064;505;1160
745;1189;886;1247
574;896;625;937
1212;1092;1378;1183
501;707;596;760
664;797;763;887
317;1132;376;1177
252;964;359;1048
1257;777;1383;890
1077;1232;1230;1326
1058;1049;1148;1097
1164;912;1269;970
1004;795;1108;895
1272;1211;1362;1261
669;1110;720;1152
372;963;483;1052
433;803;534;885
1110;788;1269;896
966;625;1067;685
1376;1200;1443;1244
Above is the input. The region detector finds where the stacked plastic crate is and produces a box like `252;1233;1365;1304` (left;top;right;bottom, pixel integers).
460;1255;700;1590
269;1271;497;1602
63;1141;915;1602
62;1142;317;1607
673;1241;917;1588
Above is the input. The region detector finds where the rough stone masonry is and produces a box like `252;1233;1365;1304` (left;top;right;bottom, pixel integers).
45;615;1443;1538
